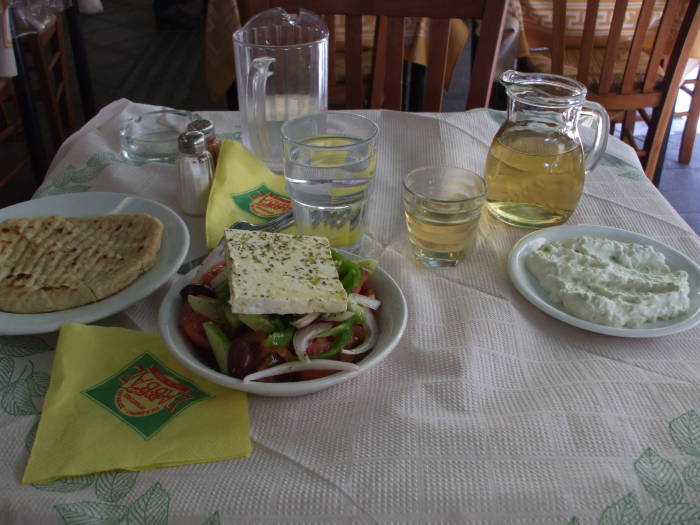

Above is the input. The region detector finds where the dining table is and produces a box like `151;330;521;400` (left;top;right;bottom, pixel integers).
1;98;700;524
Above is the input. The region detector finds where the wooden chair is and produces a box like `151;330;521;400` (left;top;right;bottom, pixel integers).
678;59;700;164
0;79;33;206
21;13;78;151
521;0;700;183
240;0;509;111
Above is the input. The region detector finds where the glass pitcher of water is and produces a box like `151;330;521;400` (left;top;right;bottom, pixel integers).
233;8;328;173
484;70;609;228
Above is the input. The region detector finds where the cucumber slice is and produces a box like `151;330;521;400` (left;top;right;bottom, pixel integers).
202;322;230;373
238;313;282;333
187;295;226;324
222;307;241;330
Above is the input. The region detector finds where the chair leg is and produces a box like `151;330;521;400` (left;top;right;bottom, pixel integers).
679;67;700;164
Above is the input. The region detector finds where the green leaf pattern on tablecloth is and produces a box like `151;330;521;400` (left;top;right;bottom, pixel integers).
1;361;40;416
54;501;129;525
202;511;221;525
95;472;139;503
34;474;97;492
683;462;700;492
219;132;241;141
25;419;38;453
0;336;52;357
670;411;700;458
127;482;170;525
635;448;685;505
0;357;13;387
643;503;700;524
599;492;643;525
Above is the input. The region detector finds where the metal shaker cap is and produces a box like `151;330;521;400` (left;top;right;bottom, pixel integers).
178;130;206;154
187;119;215;138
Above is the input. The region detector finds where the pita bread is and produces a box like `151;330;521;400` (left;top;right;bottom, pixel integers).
0;214;163;313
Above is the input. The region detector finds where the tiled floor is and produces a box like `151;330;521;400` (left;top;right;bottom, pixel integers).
3;1;700;237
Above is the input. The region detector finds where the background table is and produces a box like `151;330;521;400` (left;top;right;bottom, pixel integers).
1;99;700;523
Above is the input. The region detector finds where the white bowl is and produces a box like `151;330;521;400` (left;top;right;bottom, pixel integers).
158;255;408;396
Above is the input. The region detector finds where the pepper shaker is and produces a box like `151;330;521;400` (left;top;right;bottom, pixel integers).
187;119;221;167
177;131;214;216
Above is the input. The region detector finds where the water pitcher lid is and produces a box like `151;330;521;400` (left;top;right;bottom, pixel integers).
233;7;328;46
500;70;587;108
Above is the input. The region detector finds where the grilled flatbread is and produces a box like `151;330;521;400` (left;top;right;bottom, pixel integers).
0;214;163;313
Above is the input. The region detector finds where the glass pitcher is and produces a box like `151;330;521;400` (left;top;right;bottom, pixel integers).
484;70;609;228
233;8;328;173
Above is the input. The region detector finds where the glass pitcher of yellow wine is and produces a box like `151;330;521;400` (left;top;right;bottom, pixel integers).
484;70;609;228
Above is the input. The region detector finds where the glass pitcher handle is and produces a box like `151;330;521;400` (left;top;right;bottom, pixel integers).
580;101;610;173
248;56;275;159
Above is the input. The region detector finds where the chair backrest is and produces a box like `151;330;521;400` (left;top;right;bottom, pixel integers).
240;0;509;111
534;0;700;181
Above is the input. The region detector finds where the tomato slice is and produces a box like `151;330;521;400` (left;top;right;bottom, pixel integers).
201;262;226;286
307;336;332;357
179;303;211;349
352;270;369;294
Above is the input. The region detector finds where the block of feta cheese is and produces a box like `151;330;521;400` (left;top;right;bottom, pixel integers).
224;229;348;314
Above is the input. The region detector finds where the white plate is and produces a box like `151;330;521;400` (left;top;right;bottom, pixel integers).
508;224;700;337
0;192;190;335
158;253;408;396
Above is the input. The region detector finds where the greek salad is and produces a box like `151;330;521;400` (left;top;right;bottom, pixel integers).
178;249;381;383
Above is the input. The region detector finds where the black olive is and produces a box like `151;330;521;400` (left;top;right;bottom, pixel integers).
228;339;259;379
179;283;216;301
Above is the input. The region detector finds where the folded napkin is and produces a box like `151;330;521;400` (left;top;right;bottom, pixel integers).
23;324;250;484
205;139;293;249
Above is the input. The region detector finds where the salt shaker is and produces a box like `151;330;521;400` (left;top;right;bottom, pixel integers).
187;119;221;167
177;131;214;216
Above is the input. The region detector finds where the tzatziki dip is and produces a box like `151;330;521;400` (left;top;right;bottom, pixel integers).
526;236;690;328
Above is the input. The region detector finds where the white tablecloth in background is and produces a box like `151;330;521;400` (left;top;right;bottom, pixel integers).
1;99;699;524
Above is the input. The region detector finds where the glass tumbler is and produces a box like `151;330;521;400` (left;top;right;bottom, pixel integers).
403;166;486;267
281;112;378;253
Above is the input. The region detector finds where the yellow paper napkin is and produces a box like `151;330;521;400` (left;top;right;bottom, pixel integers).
23;324;250;484
205;139;293;249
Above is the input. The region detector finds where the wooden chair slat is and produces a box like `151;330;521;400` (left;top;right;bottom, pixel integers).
345;15;364;108
643;0;682;93
598;0;629;94
369;16;387;108
384;16;405;110
576;0;600;83
323;15;337;93
551;0;566;75
620;0;656;93
467;0;508;109
424;18;450;112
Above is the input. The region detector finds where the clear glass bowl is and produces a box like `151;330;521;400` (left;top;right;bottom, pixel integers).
120;109;195;162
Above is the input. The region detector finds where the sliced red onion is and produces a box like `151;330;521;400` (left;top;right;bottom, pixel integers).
291;313;320;329
322;310;354;322
349;293;381;310
342;306;378;356
243;360;360;383
292;322;332;362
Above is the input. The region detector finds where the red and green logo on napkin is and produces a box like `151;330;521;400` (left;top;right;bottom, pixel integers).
84;353;211;439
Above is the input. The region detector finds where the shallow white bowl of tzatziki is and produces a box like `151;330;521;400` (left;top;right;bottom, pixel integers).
508;224;700;337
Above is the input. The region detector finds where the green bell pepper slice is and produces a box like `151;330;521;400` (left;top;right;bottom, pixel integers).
262;326;293;347
313;327;353;360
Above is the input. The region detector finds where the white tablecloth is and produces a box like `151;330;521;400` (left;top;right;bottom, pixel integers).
2;99;700;524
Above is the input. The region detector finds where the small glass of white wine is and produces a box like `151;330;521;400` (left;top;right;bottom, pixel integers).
403;166;486;268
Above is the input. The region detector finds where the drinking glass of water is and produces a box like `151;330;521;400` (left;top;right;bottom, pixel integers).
403;167;486;268
281;113;378;253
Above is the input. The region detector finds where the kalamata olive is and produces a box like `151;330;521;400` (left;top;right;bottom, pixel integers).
179;283;216;301
228;339;259;379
